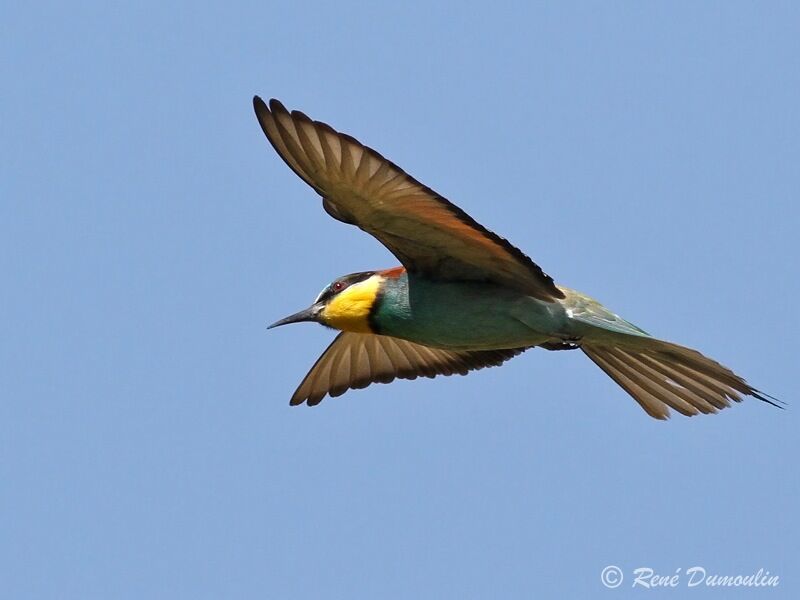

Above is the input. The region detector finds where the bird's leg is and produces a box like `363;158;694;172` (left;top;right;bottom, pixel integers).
539;337;582;351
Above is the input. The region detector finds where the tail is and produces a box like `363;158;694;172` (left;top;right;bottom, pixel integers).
580;334;783;420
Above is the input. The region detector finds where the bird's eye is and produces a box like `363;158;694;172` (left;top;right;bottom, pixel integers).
332;281;345;293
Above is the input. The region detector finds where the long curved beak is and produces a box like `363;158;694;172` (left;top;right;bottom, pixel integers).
268;304;321;329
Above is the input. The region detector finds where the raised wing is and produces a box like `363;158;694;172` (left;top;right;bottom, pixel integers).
290;332;527;406
254;97;564;302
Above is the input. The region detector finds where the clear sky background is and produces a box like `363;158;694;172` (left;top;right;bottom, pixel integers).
2;2;798;598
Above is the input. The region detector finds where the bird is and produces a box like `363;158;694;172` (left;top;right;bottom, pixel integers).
253;96;781;419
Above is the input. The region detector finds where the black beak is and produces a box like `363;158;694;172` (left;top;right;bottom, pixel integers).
268;304;321;329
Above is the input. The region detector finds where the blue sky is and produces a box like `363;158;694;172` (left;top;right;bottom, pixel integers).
2;2;798;598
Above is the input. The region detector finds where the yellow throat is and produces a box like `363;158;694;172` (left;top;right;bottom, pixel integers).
320;275;381;333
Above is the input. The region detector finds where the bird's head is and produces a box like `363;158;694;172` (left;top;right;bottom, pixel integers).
268;270;384;333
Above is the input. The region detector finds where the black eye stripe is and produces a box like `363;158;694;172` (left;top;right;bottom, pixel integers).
317;271;376;303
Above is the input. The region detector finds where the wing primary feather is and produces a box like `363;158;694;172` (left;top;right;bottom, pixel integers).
292;117;327;174
287;332;527;406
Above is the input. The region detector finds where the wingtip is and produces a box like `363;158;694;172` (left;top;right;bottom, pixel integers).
253;96;270;124
306;394;325;407
290;392;323;407
253;96;290;117
269;98;288;114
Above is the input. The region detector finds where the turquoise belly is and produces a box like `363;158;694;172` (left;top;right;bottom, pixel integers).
372;274;571;350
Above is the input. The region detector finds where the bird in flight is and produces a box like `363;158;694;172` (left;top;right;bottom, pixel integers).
253;97;781;419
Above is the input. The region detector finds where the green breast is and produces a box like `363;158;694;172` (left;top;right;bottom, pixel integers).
372;274;570;350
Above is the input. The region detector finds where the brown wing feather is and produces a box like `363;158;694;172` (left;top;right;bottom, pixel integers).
290;332;527;406
254;97;564;302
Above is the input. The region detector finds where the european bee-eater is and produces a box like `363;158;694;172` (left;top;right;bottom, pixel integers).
254;97;781;419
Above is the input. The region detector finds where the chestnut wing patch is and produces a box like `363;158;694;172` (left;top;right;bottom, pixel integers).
254;97;564;302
